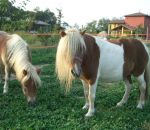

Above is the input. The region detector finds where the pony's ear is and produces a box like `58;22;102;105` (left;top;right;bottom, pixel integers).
80;30;86;35
60;31;66;37
36;68;41;75
23;69;27;76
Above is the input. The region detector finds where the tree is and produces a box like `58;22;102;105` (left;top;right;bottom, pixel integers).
97;18;110;32
73;23;79;29
56;8;64;30
62;22;70;28
0;0;29;30
34;8;57;31
35;9;56;23
0;1;57;32
85;20;97;33
134;25;145;34
0;0;29;18
85;18;110;33
0;0;12;28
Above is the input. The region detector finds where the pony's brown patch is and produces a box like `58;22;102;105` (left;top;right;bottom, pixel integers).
108;39;122;45
121;39;148;79
24;77;37;98
80;34;100;85
109;39;148;80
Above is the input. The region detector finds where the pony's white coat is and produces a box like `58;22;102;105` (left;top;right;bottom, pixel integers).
94;37;124;82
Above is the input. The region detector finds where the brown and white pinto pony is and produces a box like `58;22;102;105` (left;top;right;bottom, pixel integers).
56;28;150;117
0;31;41;105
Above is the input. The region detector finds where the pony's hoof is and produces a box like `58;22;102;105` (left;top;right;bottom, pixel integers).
137;104;144;109
3;90;8;94
85;109;95;117
82;104;89;110
85;112;94;117
116;102;123;107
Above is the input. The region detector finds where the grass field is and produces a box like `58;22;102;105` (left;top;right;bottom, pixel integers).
1;47;150;130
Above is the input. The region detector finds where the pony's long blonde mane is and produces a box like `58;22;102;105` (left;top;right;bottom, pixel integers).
56;28;86;89
21;63;41;87
6;34;41;87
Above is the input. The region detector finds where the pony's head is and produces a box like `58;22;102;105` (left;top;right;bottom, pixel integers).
56;28;86;89
21;67;41;106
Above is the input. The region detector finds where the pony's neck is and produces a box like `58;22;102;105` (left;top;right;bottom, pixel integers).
6;34;32;81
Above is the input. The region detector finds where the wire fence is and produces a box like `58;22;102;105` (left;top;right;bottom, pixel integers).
30;45;57;49
23;32;150;49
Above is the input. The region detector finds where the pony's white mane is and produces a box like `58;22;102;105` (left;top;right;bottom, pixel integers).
56;28;86;89
6;34;41;86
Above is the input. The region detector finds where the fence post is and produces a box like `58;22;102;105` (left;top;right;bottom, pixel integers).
146;26;149;41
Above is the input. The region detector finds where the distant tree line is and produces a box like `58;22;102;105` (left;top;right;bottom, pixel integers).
83;18;110;33
0;0;111;33
0;0;59;32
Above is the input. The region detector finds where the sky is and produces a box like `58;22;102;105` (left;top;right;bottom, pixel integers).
15;0;150;27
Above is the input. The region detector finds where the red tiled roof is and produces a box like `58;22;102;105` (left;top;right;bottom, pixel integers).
125;12;150;17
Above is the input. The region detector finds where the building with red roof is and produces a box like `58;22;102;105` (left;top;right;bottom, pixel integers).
108;12;150;40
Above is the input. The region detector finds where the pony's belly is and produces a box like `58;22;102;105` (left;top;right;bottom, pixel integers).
100;70;123;82
99;62;124;82
99;49;124;82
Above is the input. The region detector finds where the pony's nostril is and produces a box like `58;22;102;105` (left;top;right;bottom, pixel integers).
71;69;80;77
71;70;76;76
71;70;76;77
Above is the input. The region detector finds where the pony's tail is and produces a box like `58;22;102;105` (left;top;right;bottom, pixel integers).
144;50;150;100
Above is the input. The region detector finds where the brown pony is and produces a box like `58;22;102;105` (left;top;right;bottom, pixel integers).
56;28;150;117
0;31;41;105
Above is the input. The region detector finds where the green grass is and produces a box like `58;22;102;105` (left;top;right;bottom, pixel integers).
1;47;150;130
31;48;56;65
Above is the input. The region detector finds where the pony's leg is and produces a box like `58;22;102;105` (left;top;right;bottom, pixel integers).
0;65;2;83
85;80;98;117
137;74;146;109
117;80;132;107
82;80;89;109
3;64;10;94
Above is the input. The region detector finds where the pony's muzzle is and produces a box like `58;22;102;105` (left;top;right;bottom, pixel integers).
71;68;82;78
71;69;80;77
27;97;36;107
28;100;37;107
71;63;82;78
